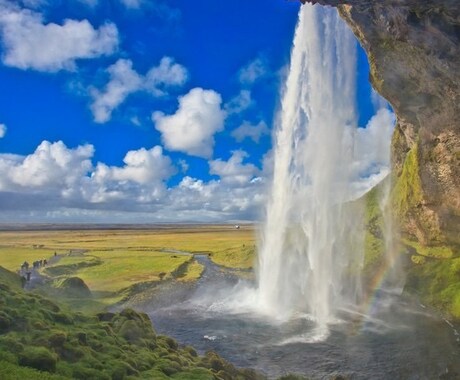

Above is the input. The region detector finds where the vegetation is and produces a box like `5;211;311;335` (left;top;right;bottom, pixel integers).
405;256;460;319
0;226;256;271
362;181;387;276
0;266;265;380
392;142;423;220
0;226;256;313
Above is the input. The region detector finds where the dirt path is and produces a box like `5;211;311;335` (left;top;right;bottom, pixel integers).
23;253;64;290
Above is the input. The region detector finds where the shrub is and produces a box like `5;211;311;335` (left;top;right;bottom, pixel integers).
48;330;67;347
0;311;12;332
19;346;57;372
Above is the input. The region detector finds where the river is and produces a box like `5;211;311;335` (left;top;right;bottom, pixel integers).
125;254;460;379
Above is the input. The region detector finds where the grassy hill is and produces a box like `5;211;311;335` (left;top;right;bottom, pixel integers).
0;266;265;380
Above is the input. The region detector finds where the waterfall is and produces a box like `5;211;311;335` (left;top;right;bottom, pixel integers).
257;4;364;326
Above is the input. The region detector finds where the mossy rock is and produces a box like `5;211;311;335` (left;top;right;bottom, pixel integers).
159;335;178;350
52;277;91;298
19;346;57;373
48;330;67;347
118;319;145;344
0;311;12;332
155;358;182;376
71;365;111;380
97;312;115;322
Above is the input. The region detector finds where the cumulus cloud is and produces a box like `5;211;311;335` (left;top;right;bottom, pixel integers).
91;57;187;123
0;2;118;72
0;124;6;138
0;141;93;191
145;57;188;96
209;150;259;185
238;56;268;85
90;59;142;123
0;140;178;207
231;120;269;143
88;146;176;203
0;140;267;223
349;108;396;197
93;146;174;185
152;88;226;158
353;108;395;175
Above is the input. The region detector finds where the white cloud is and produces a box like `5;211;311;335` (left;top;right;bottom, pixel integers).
152;88;226;158
91;57;187;123
145;57;188;96
349;108;396;197
231;120;269;143
0;124;6;138
238;57;268;85
353;108;395;175
209;150;259;185
0;141;177;207
0;141;93;190
92;146;174;185
90;59;142;123
0;140;267;223
224;90;253;115
88;145;176;203
0;3;118;72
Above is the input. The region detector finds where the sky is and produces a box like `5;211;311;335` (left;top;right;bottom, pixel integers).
0;0;394;224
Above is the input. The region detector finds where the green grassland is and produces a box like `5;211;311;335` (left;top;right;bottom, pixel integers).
0;266;265;380
0;225;256;270
0;226;256;313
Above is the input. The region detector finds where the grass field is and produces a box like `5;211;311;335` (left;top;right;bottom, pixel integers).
0;225;257;270
0;225;257;311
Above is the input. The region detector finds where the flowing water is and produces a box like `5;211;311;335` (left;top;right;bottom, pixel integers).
137;255;460;379
129;4;460;379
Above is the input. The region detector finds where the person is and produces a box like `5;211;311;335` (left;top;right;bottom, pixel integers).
26;271;31;281
43;259;47;266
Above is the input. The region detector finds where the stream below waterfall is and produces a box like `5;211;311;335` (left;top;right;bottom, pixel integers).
126;255;460;380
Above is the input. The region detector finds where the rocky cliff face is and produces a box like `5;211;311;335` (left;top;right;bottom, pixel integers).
306;0;460;249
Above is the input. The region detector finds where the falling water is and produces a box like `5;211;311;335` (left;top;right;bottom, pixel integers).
257;4;364;326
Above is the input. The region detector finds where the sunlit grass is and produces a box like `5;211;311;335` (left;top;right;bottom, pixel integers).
0;247;54;271
178;260;204;282
0;226;257;312
0;226;257;270
47;250;191;292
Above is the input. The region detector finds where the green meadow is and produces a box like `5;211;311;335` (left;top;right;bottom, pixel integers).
0;226;257;312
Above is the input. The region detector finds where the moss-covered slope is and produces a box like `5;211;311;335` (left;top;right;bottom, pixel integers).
0;266;265;380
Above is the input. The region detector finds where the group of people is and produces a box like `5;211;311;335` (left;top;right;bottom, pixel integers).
19;257;49;282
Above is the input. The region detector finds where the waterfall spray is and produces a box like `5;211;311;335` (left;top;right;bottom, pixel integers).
257;4;363;326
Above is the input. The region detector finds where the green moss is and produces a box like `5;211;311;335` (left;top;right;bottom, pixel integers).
411;255;426;265
0;266;264;379
361;182;388;276
392;142;423;219
19;346;57;373
406;257;460;319
404;239;454;259
0;266;23;290
0;360;68;380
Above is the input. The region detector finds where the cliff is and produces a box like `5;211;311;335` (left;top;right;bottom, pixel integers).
303;0;460;316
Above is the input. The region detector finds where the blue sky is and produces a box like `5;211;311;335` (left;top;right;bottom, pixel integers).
0;0;393;223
